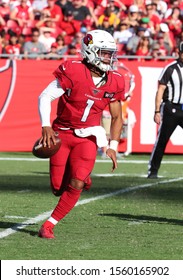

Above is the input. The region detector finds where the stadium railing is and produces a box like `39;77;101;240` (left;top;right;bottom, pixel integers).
0;53;176;61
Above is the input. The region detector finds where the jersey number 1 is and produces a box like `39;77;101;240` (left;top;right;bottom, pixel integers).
81;99;94;122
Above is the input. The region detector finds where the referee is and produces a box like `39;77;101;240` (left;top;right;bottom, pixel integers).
147;42;183;179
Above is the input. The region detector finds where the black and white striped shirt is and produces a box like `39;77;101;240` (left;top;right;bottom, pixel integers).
159;59;183;104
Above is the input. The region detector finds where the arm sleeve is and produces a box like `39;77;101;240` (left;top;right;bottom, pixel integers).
38;79;64;127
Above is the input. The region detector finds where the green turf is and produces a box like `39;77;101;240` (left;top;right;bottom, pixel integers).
0;152;183;260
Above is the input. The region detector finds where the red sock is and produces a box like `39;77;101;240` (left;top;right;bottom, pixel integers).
51;185;82;221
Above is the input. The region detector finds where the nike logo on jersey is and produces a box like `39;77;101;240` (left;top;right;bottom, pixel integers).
62;65;66;71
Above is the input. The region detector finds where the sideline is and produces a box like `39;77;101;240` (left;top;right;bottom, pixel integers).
0;157;183;164
0;177;183;239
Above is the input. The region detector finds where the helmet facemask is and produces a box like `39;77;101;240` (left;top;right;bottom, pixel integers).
94;47;117;72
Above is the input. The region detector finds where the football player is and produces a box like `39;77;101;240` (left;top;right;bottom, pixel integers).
38;29;125;238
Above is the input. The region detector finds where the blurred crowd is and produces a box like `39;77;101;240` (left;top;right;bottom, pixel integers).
0;0;183;60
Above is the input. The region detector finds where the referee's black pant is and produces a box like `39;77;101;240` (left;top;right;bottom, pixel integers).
148;101;183;175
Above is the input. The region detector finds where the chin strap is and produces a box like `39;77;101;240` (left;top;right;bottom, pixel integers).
82;59;106;76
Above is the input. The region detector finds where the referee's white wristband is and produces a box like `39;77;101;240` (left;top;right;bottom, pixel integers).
109;140;118;152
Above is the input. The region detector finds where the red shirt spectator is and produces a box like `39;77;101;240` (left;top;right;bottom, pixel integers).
43;0;63;25
36;12;62;38
59;10;81;44
135;36;151;58
9;0;34;27
164;7;182;37
4;33;21;55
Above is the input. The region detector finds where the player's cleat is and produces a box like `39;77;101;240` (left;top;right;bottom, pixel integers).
84;176;92;191
38;226;55;239
147;172;158;179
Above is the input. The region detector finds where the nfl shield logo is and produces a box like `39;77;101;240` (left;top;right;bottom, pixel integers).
93;89;100;95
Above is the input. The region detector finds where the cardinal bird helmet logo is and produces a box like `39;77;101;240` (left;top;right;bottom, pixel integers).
83;34;93;46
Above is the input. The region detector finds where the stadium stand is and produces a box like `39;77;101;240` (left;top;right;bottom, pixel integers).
0;0;182;59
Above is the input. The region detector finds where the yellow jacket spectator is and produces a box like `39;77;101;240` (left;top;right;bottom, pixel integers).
97;7;120;28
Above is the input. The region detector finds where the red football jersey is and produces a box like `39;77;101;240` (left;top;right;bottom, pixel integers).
15;5;32;20
53;60;125;129
5;44;21;55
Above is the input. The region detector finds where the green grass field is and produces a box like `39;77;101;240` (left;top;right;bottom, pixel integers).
0;152;183;260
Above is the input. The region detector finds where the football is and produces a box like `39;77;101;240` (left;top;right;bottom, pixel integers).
32;135;61;159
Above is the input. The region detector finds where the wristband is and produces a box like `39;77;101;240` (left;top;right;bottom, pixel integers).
155;111;160;114
109;140;118;151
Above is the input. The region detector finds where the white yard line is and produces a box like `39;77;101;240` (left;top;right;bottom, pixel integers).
0;157;48;162
0;157;183;164
96;159;183;164
4;215;32;219
94;173;164;178
0;177;183;239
